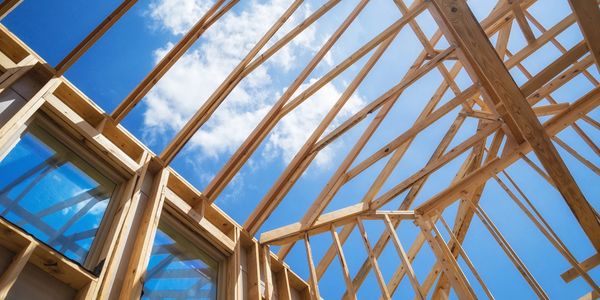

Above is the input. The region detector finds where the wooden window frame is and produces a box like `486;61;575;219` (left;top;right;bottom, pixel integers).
155;201;228;300
0;111;128;272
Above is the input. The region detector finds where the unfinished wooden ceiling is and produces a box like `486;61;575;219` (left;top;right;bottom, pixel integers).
1;0;599;298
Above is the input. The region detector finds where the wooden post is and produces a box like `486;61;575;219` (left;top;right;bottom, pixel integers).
118;168;169;299
276;268;292;300
246;243;261;299
262;245;274;300
227;227;242;299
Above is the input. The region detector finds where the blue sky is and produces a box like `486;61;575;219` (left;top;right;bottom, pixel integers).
2;0;599;298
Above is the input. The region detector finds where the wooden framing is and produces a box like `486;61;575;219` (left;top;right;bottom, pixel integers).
303;234;321;300
0;240;34;298
0;0;21;21
0;0;598;298
54;0;138;76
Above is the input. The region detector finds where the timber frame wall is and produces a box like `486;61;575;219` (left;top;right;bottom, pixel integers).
0;0;598;299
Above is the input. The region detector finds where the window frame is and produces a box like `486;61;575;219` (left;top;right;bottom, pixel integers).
149;202;228;300
0;112;128;272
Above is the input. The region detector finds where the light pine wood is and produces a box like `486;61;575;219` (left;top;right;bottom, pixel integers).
0;0;598;298
110;0;234;122
118;169;169;299
383;215;426;300
246;243;261;299
416;216;477;300
0;241;35;298
226;228;242;299
159;0;307;165
55;0;138;75
494;172;599;292
426;0;600;252
276;268;293;300
438;215;496;299
562;253;600;283
467;199;550;299
262;245;274;300
356;217;391;299
304;235;321;300
510;0;536;43
330;226;357;300
568;0;600;73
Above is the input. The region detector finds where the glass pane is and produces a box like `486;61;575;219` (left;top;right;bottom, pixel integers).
0;123;116;265
143;217;218;300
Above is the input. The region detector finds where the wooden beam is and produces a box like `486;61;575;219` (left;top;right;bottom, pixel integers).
0;77;60;150
532;103;570;116
0;0;21;21
356;217;391;299
250;25;399;245
226;228;242;299
55;0;138;75
259;205;414;245
262;245;274;300
568;0;600;73
158;0;307;164
330;226;357;300
119;169;169;299
428;0;600;252
222;1;373;234
580;290;600;300
561;253;600;283
0;240;35;298
204;1;428;207
438;215;495;299
416;216;477;299
304;235;321;300
110;0;235;122
383;215;426;300
519;41;588;97
495;172;599;292
467;200;549;299
276;268;293;300
0;55;36;96
246;243;261;299
510;0;536;44
415;86;600;225
306;55;593;282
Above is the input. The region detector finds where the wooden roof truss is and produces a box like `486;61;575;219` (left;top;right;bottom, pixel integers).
0;0;599;298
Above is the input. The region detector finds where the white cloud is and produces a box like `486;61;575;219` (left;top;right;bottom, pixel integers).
142;0;362;169
265;79;364;167
147;0;215;35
